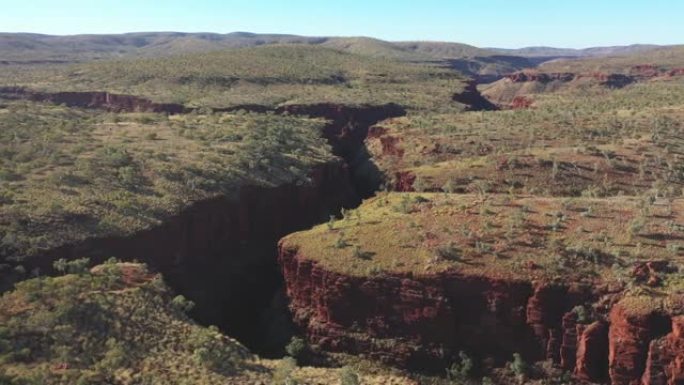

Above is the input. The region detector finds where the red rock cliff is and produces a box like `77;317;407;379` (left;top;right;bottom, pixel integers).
279;246;684;383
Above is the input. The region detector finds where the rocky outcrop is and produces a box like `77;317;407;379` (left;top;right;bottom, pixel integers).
503;71;635;89
505;72;576;83
526;284;590;361
393;171;417;192
510;96;534;109
637;312;684;385
575;321;609;382
276;103;405;162
560;311;580;371
608;304;680;385
279;247;684;383
452;81;498;111
279;246;543;370
481;66;683;109
669;68;684;77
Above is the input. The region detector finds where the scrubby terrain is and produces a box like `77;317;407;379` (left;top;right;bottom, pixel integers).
1;33;683;385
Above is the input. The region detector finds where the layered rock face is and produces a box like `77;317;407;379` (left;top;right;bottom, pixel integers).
503;71;636;89
279;245;537;370
610;305;684;385
279;247;684;383
502;65;684;89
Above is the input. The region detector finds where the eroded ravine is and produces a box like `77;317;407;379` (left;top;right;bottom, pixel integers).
0;88;406;355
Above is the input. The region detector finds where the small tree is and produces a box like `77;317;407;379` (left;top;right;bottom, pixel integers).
53;258;68;274
446;351;474;382
572;305;589;323
285;336;308;363
66;258;91;275
510;353;528;377
171;295;195;313
334;233;349;249
53;258;90;275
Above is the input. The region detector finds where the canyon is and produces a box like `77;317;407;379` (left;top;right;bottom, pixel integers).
0;89;405;354
2;87;683;385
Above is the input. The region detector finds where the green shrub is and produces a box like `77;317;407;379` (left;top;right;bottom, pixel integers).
446;351;474;382
285;336;307;362
510;353;528;376
52;258;90;275
171;295;195;313
95;338;128;374
339;366;360;385
436;242;461;261
189;327;241;373
572;305;589;323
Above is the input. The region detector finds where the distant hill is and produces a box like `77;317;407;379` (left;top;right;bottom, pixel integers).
539;44;684;73
0;32;538;81
0;32;676;81
0;32;325;62
488;44;664;58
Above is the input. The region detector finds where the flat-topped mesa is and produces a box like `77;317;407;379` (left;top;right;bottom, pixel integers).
278;193;684;383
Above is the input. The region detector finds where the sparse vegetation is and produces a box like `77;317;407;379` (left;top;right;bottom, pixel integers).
2;29;684;385
0;102;332;258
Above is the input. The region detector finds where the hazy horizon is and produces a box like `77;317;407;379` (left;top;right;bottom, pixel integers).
1;0;683;49
0;30;677;51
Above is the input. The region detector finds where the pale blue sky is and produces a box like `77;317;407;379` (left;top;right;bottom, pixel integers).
1;0;682;48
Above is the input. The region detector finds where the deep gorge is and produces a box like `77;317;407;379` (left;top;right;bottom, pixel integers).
2;90;683;384
0;90;407;355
